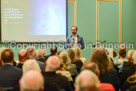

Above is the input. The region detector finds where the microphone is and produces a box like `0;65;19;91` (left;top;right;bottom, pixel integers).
101;40;106;43
92;40;106;48
73;37;75;41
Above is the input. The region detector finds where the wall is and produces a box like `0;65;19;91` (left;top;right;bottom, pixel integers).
122;0;136;50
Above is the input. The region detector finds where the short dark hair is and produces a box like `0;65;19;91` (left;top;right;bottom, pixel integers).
71;26;78;30
1;48;14;63
119;49;126;58
50;46;57;55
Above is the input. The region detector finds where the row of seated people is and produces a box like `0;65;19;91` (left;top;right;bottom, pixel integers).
0;46;86;91
0;44;136;91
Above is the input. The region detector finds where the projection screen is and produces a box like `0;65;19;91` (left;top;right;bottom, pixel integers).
1;0;66;42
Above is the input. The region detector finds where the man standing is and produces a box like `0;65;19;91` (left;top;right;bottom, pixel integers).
65;26;84;49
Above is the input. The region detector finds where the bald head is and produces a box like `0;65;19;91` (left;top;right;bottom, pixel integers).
75;70;99;91
20;70;44;91
46;56;60;72
18;49;28;62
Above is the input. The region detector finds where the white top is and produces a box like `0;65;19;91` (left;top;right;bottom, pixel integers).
114;58;128;68
74;36;78;44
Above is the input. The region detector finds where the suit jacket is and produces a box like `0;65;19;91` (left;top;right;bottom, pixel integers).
42;72;73;91
65;35;84;49
44;54;54;61
0;64;22;88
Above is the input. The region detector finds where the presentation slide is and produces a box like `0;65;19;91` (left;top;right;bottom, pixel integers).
1;0;66;42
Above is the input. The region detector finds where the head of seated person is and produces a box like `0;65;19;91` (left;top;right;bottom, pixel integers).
1;48;14;64
75;70;99;91
45;56;60;72
35;49;45;59
18;49;29;63
90;48;113;75
26;47;36;59
128;50;135;62
50;46;57;55
59;52;71;70
67;48;76;64
81;62;99;77
23;59;41;74
119;49;127;59
20;70;44;91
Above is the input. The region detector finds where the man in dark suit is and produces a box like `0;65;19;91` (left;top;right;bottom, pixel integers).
65;26;84;49
44;46;57;61
42;56;72;91
0;48;22;88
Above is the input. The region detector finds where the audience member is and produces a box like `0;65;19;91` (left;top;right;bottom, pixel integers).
22;59;41;74
26;47;45;72
75;70;99;91
17;49;29;69
20;70;44;91
44;46;57;61
43;56;72;91
90;48;119;91
120;51;136;89
56;54;73;81
67;48;83;73
0;48;22;88
36;49;46;63
59;52;78;76
128;50;135;62
74;47;86;64
119;50;135;73
0;47;6;67
114;49;128;68
81;62;115;91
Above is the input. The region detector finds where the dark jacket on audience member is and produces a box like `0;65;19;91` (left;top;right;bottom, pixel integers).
42;72;73;91
120;64;136;88
0;64;22;88
16;63;23;69
122;75;136;91
44;54;54;61
37;57;46;63
99;69;120;91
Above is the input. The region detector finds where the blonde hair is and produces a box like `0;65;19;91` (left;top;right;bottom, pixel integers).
23;59;41;74
128;50;135;60
67;48;76;64
132;51;136;64
59;52;71;70
74;47;82;60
